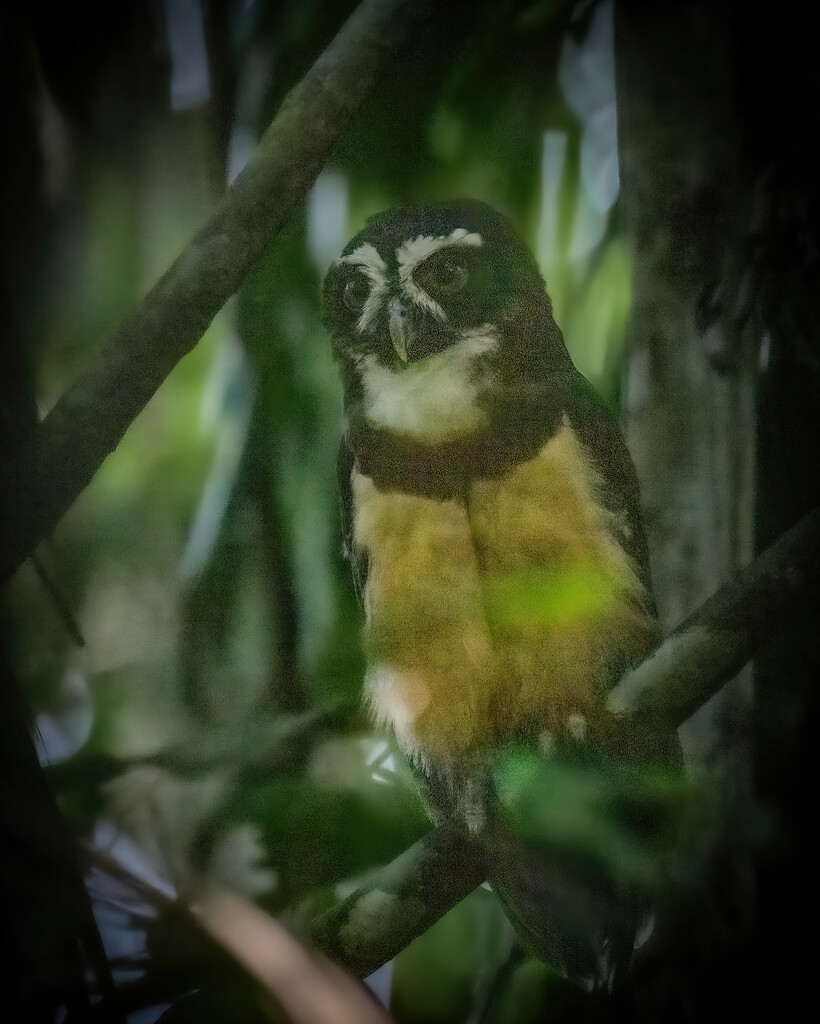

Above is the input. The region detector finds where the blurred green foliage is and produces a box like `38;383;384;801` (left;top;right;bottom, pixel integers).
485;564;622;630
494;747;693;890
391;888;515;1024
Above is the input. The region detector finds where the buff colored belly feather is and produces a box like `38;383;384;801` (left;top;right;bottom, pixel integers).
354;423;656;765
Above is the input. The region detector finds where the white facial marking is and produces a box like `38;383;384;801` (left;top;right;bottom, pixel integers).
406;284;446;323
337;229;483;336
396;229;482;321
339;241;386;279
396;229;483;275
360;325;498;441
338;242;388;333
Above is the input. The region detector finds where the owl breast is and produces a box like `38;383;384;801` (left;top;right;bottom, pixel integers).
353;421;656;766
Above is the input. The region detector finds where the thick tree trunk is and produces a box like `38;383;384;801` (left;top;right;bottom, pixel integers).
615;0;756;772
614;1;820;1015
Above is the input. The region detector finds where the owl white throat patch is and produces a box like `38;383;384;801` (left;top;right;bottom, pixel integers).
360;325;498;442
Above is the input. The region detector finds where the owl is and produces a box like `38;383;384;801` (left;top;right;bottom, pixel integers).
323;200;666;981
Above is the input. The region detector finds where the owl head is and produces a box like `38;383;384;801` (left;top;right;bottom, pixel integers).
322;200;571;443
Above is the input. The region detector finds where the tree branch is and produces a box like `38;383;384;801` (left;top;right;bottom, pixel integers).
306;507;820;975
307;820;487;978
0;0;437;583
607;504;820;730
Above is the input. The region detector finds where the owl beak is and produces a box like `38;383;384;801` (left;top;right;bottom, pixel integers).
388;297;409;363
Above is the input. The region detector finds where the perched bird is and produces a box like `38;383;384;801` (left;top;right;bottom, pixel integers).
323;200;669;983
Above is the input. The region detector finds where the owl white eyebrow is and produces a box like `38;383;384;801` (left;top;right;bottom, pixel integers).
396;229;483;322
396;228;483;277
338;242;389;333
339;242;387;280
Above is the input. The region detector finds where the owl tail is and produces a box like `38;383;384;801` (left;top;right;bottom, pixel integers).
486;823;646;990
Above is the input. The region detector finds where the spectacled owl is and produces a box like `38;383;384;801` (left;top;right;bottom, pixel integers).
323;199;666;983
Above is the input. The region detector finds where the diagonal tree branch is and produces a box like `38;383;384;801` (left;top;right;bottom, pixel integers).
306;506;820;977
0;0;440;583
307;819;487;978
607;504;820;730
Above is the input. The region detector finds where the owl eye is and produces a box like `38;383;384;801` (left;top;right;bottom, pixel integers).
343;276;371;314
417;256;468;296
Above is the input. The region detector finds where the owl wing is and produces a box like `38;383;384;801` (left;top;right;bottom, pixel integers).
562;370;657;616
337;436;368;610
563;374;686;776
